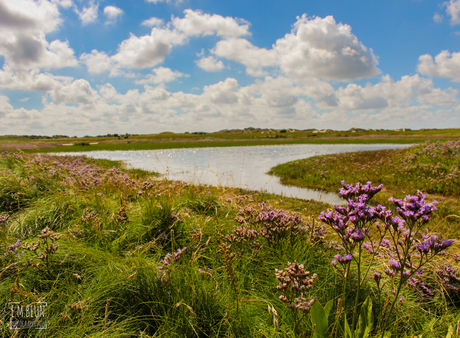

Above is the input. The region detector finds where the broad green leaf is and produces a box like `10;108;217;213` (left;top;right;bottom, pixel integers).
324;300;333;318
357;297;374;338
311;300;332;338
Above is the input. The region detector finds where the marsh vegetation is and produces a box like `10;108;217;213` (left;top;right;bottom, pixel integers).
0;142;459;337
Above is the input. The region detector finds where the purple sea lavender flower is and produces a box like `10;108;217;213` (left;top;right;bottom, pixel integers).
0;215;9;226
418;235;454;256
389;191;438;225
407;277;434;299
429;236;453;253
347;227;366;242
339;181;383;202
453;253;460;262
334;253;353;265
373;270;382;285
416;241;430;255
384;268;395;277
389;259;402;271
378;211;405;231
318;211;348;233
363;242;374;253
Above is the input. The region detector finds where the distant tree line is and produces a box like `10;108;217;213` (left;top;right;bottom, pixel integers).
0;135;71;139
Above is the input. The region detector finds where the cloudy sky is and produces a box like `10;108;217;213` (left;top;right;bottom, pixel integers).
1;0;460;136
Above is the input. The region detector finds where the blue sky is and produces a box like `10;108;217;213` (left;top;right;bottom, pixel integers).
1;0;460;136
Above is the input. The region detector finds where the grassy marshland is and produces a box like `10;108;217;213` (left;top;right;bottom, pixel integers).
0;152;459;337
3;128;460;153
270;139;460;240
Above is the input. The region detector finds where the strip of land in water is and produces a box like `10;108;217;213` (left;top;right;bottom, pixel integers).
2;127;460;153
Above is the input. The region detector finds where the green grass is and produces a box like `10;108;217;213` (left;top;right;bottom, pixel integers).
0;152;458;337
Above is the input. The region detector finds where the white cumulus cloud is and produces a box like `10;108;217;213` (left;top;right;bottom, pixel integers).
135;67;187;84
196;56;224;72
80;50;119;75
104;6;123;24
418;50;460;81
0;0;62;33
50;79;97;105
0;0;77;71
77;2;98;25
89;9;251;71
0;65;72;91
444;0;460;25
111;28;185;68
202;78;240;104
276;15;379;81
51;0;73;8
327;74;458;111
213;38;276;76
172;9;250;37
141;17;164;27
213;15;379;81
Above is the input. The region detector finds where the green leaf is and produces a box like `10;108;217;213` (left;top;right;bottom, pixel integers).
324;300;333;318
311;300;333;338
344;313;353;338
357;297;374;338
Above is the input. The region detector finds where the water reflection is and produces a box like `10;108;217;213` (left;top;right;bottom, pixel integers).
57;143;408;204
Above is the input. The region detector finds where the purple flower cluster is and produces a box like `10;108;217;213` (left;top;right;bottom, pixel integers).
159;247;186;267
320;182;453;270
4;239;21;257
436;264;460;301
407;277;434;300
0;214;9;226
157;247;187;279
319;196;379;246
14;154;156;196
416;235;453;256
332;253;353;267
389;191;438;226
339;181;383;202
388;259;402;271
372;270;382;285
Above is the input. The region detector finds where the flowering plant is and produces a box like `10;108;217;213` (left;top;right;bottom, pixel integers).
318;181;453;337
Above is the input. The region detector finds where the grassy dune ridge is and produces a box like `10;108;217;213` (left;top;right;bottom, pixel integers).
0;151;459;336
3;128;460;153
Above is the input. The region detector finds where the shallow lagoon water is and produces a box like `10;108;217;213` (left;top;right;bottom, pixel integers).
58;143;408;205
